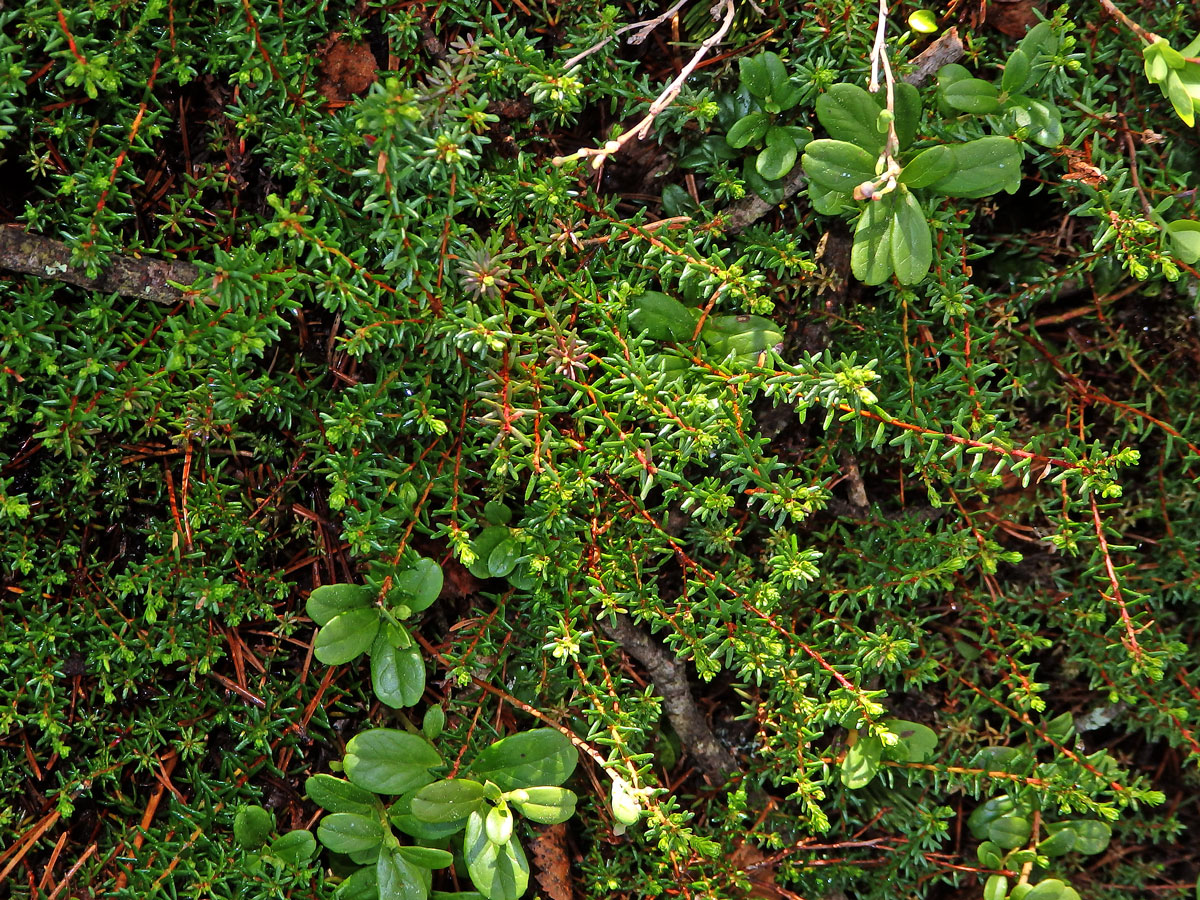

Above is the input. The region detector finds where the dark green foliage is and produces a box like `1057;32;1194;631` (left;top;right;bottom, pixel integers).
3;1;1200;900
308;728;578;900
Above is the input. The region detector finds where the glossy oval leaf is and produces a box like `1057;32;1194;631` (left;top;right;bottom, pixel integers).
809;182;852;215
1165;70;1196;126
317;812;384;854
510;786;577;825
371;633;426;708
268;829;317;865
908;9;938;33
976;840;1004;869
351;845;382;866
816;83;885;154
1037;826;1076;857
937;63;972;89
377;845;427;900
701;315;784;357
802;139;879;194
308;583;374;627
393;557;443;612
468;526;513;579
727;112;769;149
968;796;1018;839
899;145;953;189
335;865;379;900
468;728;578;791
487;538;520;578
411;779;487;823
390;789;469;841
756;127;798;180
1062;819;1112;855
984;874;1008;900
306;774;380;817
929;137;1022;198
396;845;455;870
485;805;514;845
850;196;896;286
610;777;641;826
315;608;380;666
882;718;938;762
423;706;446;740
1003;49;1032;94
762;52;790;101
893;82;921;150
464;811;529;900
942;78;1002;114
738;54;772;99
891;189;934;285
1018;21;1057;59
988;814;1032;850
743;157;786;205
483;501;511;526
840;733;884;788
1166;219;1200;264
628;292;698;342
345;729;443;795
1020;97;1064;147
1026;879;1068;900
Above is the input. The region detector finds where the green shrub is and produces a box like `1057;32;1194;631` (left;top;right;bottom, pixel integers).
2;2;1199;900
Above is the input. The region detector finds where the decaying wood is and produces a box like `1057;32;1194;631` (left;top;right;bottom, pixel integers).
0;226;199;304
599;614;739;782
723;165;809;234
904;27;965;86
529;823;573;900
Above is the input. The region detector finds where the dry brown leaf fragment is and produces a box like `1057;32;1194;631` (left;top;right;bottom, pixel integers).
529;822;573;900
1057;147;1107;187
317;40;378;102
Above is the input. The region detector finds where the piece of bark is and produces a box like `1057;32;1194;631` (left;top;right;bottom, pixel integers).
722;165;808;234
904;27;964;87
987;2;1041;37
599;614;739;783
720;30;963;234
0;226;199;304
529;823;573;900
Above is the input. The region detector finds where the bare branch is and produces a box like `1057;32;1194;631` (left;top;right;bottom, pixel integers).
0;226;200;304
562;0;689;70
554;0;737;171
598;613;740;783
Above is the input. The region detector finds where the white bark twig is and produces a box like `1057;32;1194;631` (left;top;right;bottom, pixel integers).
868;0;900;158
563;0;690;70
553;0;737;171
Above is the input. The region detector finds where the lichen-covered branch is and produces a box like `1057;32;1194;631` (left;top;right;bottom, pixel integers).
0;226;199;304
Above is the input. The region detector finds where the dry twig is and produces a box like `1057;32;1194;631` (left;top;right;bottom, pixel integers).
554;0;737;171
562;0;689;70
